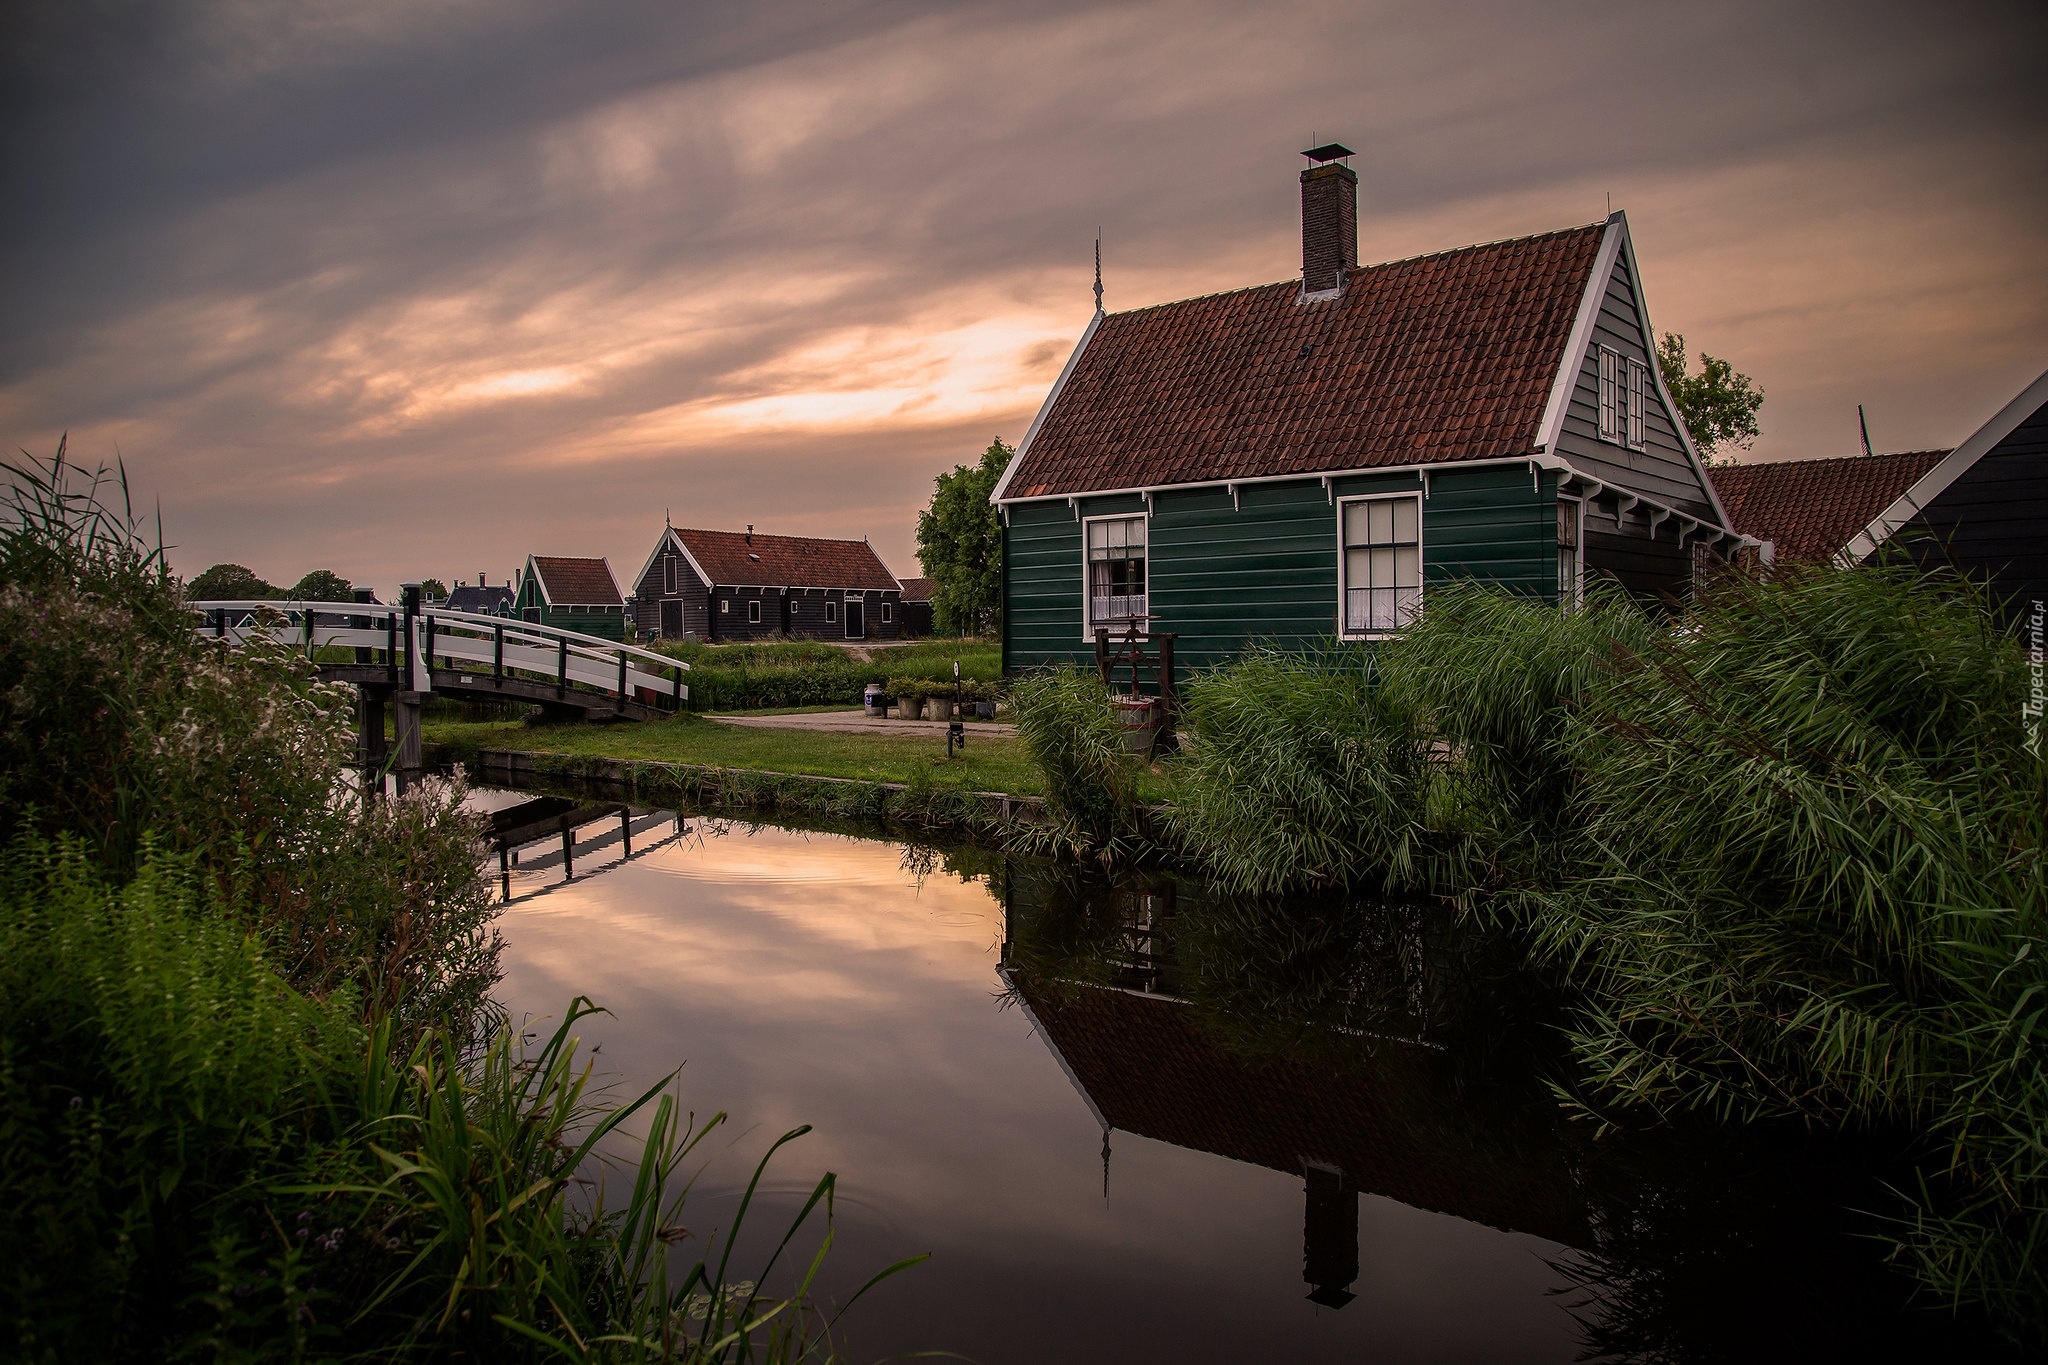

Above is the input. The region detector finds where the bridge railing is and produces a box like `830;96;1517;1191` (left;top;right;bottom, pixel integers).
189;601;689;710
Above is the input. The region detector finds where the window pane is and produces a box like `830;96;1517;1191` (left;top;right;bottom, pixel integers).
1346;546;1371;587
1125;517;1146;548
1370;546;1395;587
1371;587;1394;630
1088;521;1108;550
1368;500;1393;543
1343;502;1370;548
1394;545;1419;589
1392;497;1418;543
1394;586;1421;626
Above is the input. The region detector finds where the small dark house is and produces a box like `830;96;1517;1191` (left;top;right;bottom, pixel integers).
1712;367;2047;622
444;575;516;617
515;555;627;640
631;525;903;642
996;145;1747;678
896;577;936;637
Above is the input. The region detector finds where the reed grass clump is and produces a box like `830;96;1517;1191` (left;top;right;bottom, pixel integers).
1164;645;1431;895
1008;665;1140;857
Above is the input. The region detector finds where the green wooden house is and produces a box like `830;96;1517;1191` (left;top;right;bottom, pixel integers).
995;145;1749;679
514;554;627;640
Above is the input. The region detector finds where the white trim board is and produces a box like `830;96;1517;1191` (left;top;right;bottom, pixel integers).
990;308;1105;506
1840;366;2048;564
1533;211;1735;533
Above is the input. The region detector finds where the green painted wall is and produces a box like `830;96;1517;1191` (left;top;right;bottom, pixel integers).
1003;466;1559;677
514;572;626;641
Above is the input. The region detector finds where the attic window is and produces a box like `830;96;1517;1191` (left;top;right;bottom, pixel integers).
1598;346;1620;441
1626;359;1648;451
663;557;677;594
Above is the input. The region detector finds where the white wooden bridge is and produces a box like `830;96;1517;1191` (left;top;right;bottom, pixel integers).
190;597;689;771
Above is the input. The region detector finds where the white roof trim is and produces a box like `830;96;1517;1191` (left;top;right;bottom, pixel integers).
990;308;1105;507
1840;366;2048;563
630;526;682;598
1535;213;1623;459
522;553;550;608
1536;211;1733;532
1615;215;1736;530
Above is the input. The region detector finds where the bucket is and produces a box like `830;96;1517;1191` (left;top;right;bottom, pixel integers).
863;683;886;717
1113;695;1163;755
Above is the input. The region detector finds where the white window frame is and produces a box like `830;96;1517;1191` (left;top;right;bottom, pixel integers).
880;600;893;623
1557;496;1585;610
747;599;761;625
825;599;838;623
719;598;730;615
663;557;677;595
1598;345;1620;443
1336;492;1424;639
1626;358;1648;451
1080;511;1150;641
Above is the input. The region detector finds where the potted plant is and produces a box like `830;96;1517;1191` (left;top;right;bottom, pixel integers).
886;676;924;719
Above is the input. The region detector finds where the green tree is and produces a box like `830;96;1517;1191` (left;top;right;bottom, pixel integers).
287;568;352;601
1658;333;1763;463
915;438;1013;636
419;577;448;601
185;562;276;600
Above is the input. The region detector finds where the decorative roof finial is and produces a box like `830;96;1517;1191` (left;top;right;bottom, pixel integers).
1093;231;1104;317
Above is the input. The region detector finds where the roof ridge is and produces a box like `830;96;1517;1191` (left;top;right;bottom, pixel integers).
1720;449;1951;469
1101;220;1608;322
674;525;872;547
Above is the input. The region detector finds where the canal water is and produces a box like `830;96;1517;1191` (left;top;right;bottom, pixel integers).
473;787;2004;1363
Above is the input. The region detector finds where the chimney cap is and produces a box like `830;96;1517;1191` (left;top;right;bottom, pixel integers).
1302;142;1355;164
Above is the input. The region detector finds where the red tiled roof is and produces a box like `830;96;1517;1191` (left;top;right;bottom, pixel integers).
897;576;936;602
530;555;622;607
1001;224;1608;500
673;528;898;591
1014;974;1587;1246
1708;451;1947;562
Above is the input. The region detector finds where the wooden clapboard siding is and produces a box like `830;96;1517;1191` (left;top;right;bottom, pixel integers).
1004;467;1561;677
1896;398;2048;622
1553;249;1716;518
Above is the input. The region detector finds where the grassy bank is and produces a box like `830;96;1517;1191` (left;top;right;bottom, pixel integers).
427;712;1171;803
650;637;1001;711
2;445;907;1360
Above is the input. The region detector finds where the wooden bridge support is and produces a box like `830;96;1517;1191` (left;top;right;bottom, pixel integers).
394;690;425;775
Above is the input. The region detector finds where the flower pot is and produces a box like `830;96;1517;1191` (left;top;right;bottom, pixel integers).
973;701;996;721
924;697;954;721
892;697;918;719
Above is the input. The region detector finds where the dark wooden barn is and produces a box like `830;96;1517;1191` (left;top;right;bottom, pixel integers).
896;576;936;637
1712;366;2047;625
630;525;904;643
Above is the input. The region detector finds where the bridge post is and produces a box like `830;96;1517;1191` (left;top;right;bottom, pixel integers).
616;649;627;712
353;588;377;664
394;691;425;776
359;686;389;800
400;584;421;691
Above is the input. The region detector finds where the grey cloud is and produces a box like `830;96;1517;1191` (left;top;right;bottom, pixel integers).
3;0;2043;590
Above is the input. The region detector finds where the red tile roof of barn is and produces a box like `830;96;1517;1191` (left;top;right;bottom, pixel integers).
1000;223;1608;500
673;528;899;591
1708;451;1947;562
897;576;936;602
530;556;623;606
1013;974;1587;1246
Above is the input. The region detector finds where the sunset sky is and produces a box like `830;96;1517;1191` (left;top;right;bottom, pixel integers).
3;0;2043;598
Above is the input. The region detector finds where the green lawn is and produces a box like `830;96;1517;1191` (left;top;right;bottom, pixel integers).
653;636;1002;681
427;712;1058;795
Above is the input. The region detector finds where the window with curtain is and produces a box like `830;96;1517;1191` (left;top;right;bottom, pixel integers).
1342;495;1421;634
1086;516;1148;630
1557;498;1582;608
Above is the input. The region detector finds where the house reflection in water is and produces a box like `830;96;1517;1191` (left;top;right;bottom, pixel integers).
997;864;1587;1309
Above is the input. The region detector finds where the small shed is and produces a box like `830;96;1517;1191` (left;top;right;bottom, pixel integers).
896;577;936;637
630;525;903;642
515;555;627;640
445;579;517;617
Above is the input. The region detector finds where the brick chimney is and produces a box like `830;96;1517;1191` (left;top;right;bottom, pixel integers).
1299;143;1357;295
